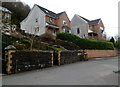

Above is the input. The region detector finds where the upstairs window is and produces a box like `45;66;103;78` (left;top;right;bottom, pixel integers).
100;26;104;30
63;20;67;25
77;28;80;34
36;18;38;22
100;26;104;33
50;18;52;22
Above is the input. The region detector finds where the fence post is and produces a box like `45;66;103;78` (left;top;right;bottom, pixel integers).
50;51;54;67
5;45;16;74
58;51;61;66
83;50;88;61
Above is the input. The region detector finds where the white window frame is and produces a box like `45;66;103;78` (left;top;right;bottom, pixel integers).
100;26;103;30
52;30;56;35
50;18;52;22
63;20;67;25
62;28;65;32
69;30;71;33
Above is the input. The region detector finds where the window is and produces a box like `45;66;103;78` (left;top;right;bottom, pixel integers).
62;28;65;32
5;14;9;19
35;27;39;32
50;18;52;22
36;18;38;22
100;26;104;33
62;27;71;33
63;20;67;25
52;30;56;35
69;30;71;33
77;28;80;34
100;26;103;30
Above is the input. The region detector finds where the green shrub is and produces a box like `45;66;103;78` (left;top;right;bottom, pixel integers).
32;41;49;50
57;32;114;50
2;34;31;50
47;46;66;51
53;39;81;50
12;41;26;50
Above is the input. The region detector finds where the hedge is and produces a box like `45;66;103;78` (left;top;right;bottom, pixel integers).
57;33;114;50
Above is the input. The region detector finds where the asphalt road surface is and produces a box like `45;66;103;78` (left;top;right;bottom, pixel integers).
2;56;118;85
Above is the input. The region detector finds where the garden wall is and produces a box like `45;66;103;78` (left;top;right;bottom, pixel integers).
4;50;84;74
84;50;117;59
5;50;53;74
54;51;84;65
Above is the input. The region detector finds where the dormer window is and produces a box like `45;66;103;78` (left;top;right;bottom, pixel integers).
63;20;67;25
50;18;52;22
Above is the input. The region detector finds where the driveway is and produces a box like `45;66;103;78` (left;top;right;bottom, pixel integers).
2;56;118;85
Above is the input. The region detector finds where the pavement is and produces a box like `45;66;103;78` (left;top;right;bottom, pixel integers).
2;56;119;85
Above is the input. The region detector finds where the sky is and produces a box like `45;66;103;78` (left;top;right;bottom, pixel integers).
20;0;119;37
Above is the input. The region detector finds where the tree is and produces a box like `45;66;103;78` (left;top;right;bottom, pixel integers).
110;37;115;45
2;2;31;27
115;37;120;49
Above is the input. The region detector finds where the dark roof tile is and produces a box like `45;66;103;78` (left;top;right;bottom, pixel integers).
36;4;65;18
79;15;101;26
88;19;101;25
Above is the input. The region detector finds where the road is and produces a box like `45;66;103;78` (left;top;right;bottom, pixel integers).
2;56;118;85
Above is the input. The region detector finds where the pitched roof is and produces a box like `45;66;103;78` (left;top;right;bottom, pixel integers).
88;19;101;25
36;4;65;18
79;15;101;26
57;11;65;16
0;6;12;14
79;16;90;22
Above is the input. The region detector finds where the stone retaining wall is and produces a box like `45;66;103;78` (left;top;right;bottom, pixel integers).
3;49;116;74
5;50;53;74
54;51;84;65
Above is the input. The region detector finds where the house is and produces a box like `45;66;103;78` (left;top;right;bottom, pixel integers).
0;6;12;34
71;14;106;41
0;6;18;36
20;4;71;39
0;6;12;24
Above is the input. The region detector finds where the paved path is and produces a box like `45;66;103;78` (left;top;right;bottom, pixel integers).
2;57;118;85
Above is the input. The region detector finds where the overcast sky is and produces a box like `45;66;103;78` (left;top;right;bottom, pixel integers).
20;0;119;37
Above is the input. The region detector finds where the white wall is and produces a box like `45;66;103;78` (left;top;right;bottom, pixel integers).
71;14;88;38
20;5;46;36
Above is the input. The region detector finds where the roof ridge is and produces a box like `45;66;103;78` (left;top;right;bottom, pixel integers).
57;11;66;16
78;15;90;22
77;15;101;25
90;18;101;22
35;4;58;18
